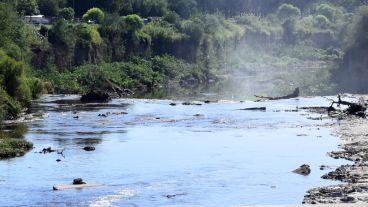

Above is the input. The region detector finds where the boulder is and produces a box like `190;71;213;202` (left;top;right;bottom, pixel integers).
80;90;111;102
73;178;86;185
83;146;96;151
293;164;311;176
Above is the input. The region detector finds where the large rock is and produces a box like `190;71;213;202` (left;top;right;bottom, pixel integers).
80;90;111;102
293;164;311;176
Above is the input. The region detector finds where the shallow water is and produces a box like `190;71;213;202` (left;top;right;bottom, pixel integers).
0;95;347;207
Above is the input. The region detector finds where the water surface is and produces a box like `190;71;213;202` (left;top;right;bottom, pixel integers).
0;95;346;206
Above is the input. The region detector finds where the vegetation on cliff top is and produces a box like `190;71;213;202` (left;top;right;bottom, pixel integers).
0;0;368;119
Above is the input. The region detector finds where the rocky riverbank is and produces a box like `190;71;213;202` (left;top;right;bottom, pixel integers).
304;101;368;204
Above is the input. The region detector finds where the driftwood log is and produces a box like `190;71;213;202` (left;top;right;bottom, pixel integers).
255;88;299;100
328;95;366;116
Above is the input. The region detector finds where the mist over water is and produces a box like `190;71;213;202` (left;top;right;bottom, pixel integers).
139;65;334;102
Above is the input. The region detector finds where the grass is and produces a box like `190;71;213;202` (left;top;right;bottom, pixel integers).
0;138;33;159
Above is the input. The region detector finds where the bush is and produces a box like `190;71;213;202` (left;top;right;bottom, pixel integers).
82;7;104;24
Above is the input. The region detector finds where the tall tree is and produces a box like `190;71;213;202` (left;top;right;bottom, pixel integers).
16;0;39;15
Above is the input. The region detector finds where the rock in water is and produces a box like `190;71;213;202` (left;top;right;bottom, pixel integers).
293;164;311;176
83;146;95;151
80;90;111;102
73;178;86;185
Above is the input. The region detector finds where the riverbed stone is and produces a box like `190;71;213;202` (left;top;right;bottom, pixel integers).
73;178;86;185
83;146;95;151
293;164;311;176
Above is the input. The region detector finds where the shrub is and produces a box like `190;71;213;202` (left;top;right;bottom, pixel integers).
82;7;104;24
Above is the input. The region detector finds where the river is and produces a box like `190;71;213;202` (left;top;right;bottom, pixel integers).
0;95;346;206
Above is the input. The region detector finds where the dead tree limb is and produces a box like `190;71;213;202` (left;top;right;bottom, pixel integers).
329;95;366;116
255;88;299;100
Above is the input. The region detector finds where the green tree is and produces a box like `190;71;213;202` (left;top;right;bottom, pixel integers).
48;20;77;69
345;6;368;48
82;7;105;23
168;0;197;19
316;4;337;21
314;15;330;29
74;24;103;65
181;18;204;43
142;0;168;17
37;0;66;16
277;4;301;21
99;14;126;61
0;3;29;60
122;14;144;31
335;6;368;92
59;7;74;21
120;15;151;59
0;54;31;104
16;0;39;15
282;19;296;44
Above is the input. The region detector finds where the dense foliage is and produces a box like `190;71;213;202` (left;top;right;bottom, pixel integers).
0;0;368;122
0;3;44;121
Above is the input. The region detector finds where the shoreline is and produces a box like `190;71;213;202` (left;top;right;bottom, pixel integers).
303;102;368;204
237;204;367;207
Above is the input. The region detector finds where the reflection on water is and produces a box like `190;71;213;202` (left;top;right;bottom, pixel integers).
0;95;347;206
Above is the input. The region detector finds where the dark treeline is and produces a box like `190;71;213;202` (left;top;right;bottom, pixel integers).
1;0;368;121
63;0;368;17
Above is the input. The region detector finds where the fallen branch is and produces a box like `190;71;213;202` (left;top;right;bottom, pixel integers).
239;107;266;111
255;88;299;100
329;95;366;117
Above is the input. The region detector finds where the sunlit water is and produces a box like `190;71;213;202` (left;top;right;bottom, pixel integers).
0;95;347;207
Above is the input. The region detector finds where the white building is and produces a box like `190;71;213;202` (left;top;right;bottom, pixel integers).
24;15;50;25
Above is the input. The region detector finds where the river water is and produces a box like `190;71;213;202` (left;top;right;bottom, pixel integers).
0;95;346;206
